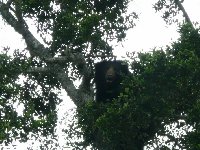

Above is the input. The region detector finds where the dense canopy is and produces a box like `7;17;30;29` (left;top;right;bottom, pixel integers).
0;0;200;149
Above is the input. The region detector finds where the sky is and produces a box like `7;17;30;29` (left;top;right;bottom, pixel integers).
0;0;200;55
0;0;200;149
114;0;200;58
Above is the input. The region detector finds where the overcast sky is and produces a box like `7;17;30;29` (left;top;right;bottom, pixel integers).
0;0;200;149
0;0;200;55
113;0;200;58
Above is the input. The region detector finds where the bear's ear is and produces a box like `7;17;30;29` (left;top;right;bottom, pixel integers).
121;63;129;75
95;61;104;75
118;61;129;75
94;62;108;92
111;61;129;76
95;61;111;79
94;61;105;83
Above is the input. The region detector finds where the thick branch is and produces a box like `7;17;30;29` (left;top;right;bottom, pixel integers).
175;0;194;29
26;67;49;73
57;71;92;106
47;48;93;95
27;65;92;106
0;2;49;58
0;2;92;106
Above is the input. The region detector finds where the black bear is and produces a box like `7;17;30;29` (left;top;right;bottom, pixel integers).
94;60;129;102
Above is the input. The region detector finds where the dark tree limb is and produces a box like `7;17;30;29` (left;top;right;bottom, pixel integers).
175;0;194;29
0;1;92;107
0;2;49;58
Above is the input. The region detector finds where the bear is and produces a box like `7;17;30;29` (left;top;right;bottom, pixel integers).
94;60;129;102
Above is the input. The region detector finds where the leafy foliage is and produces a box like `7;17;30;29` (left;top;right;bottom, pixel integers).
0;0;136;147
77;24;200;149
1;0;200;149
153;0;182;24
20;0;137;58
0;50;60;145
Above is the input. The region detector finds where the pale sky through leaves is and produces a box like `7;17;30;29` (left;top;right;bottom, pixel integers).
114;0;200;58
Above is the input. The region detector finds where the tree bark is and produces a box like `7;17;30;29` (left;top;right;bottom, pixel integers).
0;1;92;107
175;0;194;29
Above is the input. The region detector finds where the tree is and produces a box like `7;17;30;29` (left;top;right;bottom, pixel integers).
0;0;200;149
0;0;136;148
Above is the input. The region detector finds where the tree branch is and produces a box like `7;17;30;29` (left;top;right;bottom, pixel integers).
46;47;93;95
26;67;49;73
57;71;92;106
0;1;49;58
0;1;92;107
175;0;194;29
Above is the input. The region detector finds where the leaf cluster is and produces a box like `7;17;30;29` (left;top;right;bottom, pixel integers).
153;0;184;24
77;24;200;149
20;0;137;58
0;0;137;146
0;50;61;145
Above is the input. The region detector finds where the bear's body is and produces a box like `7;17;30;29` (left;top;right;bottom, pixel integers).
95;61;129;102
